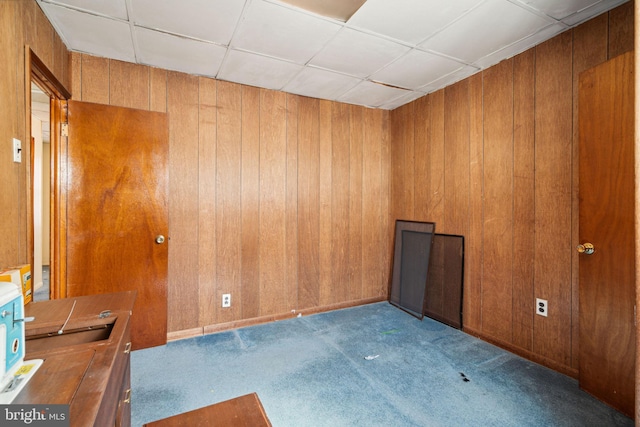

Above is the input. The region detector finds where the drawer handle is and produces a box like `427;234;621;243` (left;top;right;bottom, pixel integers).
124;342;132;354
124;389;131;404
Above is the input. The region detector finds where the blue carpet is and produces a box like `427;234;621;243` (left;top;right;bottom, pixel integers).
131;302;632;426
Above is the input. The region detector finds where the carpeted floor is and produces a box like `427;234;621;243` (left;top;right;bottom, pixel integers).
131;302;632;426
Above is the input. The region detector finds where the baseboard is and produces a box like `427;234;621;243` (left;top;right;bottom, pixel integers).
463;326;579;379
167;296;388;342
167;327;204;342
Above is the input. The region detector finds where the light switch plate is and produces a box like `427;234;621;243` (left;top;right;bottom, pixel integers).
13;138;21;163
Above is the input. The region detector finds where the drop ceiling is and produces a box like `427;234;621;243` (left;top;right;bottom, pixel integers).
36;0;628;110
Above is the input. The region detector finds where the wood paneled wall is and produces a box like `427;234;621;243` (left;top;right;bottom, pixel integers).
70;57;391;335
0;0;70;267
390;2;634;376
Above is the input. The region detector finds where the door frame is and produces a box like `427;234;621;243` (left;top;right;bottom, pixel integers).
25;46;71;300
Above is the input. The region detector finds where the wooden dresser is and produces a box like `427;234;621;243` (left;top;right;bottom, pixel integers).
14;291;136;427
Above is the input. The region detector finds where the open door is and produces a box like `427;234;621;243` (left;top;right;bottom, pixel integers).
66;100;169;350
578;52;635;417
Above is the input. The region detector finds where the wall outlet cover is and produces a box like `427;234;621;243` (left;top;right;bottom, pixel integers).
536;298;548;317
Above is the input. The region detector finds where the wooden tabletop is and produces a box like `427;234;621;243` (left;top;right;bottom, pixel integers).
143;393;272;427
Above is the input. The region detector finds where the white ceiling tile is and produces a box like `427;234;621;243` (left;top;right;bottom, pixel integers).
283;67;361;101
421;0;553;63
130;0;246;44
371;50;466;90
338;80;409;108
39;0;128;20
134;28;227;77
231;0;341;64
348;0;483;44
217;49;304;90
39;3;135;62
309;28;411;78
514;0;603;20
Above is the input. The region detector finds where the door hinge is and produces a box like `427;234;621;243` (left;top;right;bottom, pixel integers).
61;123;69;137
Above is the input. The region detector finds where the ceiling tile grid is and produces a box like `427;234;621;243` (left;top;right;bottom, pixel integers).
36;0;629;109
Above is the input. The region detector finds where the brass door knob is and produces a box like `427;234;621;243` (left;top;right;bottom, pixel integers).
577;243;595;255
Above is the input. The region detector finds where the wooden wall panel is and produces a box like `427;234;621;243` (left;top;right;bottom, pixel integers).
259;90;288;315
443;81;469;237
167;72;200;331
285;94;299;309
215;81;242;323
413;97;430;222
330;103;350;304
198;77;217;326
22;0;54;69
608;1;634;59
466;72;484;332
512;50;535;352
389;103;411;222
318;101;333;306
297;97;321;309
428;90;445;228
0;1;22;265
80;55;109;104
52;35;69;91
380;110;392;297
150;68;167;113
110;60;150;110
482;59;514;342
362;109;383;298
70;52;82;99
241;86;261;319
349;106;363;301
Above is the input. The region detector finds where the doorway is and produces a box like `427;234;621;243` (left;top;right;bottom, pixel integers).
26;47;70;301
30;81;51;301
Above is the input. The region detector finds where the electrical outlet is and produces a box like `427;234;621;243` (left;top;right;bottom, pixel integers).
222;293;231;308
536;298;548;317
13;138;21;163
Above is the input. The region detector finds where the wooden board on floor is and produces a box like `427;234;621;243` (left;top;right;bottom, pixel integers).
143;393;272;427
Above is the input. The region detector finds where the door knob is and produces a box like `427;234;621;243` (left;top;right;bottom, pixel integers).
577;242;595;255
155;235;165;244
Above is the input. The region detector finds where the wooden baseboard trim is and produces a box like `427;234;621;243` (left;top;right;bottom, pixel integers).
167;327;204;342
166;297;388;342
463;326;579;379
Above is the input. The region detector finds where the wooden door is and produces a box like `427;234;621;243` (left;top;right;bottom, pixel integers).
578;52;635;417
66;100;168;350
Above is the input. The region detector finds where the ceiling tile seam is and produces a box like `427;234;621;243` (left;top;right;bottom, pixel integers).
506;0;568;21
124;0;141;67
131;24;232;47
225;0;255;48
507;0;602;23
409;0;562;53
470;22;568;67
404;0;493;48
39;0;129;23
